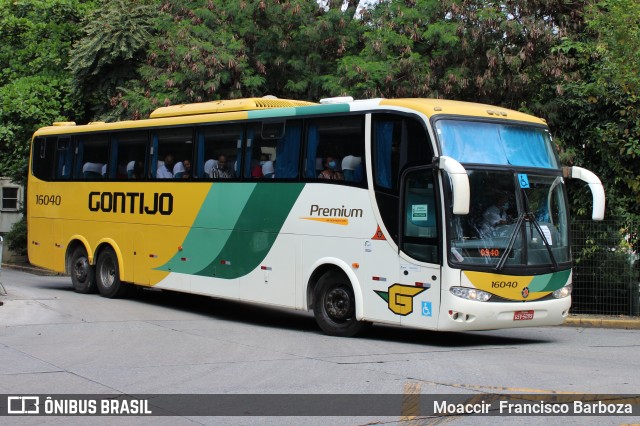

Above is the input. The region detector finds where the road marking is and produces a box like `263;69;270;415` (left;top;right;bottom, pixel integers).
401;382;421;421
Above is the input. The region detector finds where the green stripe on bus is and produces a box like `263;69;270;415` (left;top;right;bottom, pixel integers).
246;104;350;120
528;269;571;292
156;183;305;279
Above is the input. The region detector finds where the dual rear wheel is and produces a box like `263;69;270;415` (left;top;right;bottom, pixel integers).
69;246;127;298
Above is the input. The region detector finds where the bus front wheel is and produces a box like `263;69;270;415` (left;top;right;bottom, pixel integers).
70;246;96;294
96;247;127;298
313;270;367;337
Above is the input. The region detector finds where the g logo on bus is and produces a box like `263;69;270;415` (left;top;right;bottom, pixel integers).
522;287;530;299
375;284;426;316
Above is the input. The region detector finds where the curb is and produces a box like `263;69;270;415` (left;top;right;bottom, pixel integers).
563;316;640;330
1;262;63;276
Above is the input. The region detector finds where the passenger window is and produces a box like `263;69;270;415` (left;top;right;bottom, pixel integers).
244;120;302;179
32;137;56;181
113;131;147;180
373;115;432;191
304;116;365;184
53;137;72;180
73;134;109;179
152;128;194;179
196;124;243;179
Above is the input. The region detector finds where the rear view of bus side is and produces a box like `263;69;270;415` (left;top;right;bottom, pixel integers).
28;97;605;335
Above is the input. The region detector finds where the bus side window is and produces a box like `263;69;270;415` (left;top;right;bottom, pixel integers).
304;116;365;184
152;128;194;180
114;131;147;180
197;124;243;179
54;137;72;180
32;137;56;181
72;134;109;180
244;120;302;179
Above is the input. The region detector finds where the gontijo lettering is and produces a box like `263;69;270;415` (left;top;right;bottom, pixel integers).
88;191;173;215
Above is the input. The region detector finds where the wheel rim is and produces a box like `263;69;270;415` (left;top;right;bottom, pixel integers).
324;286;354;322
99;256;116;289
73;256;89;283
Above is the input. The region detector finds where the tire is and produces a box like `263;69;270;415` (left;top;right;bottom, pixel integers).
313;270;368;337
96;247;127;298
69;246;97;294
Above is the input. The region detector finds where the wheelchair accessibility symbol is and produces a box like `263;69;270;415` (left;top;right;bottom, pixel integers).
518;173;530;188
421;301;432;317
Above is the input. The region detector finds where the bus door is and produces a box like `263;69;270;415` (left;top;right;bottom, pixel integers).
397;167;441;329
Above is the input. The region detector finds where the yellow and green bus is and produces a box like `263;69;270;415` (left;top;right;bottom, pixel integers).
28;97;605;335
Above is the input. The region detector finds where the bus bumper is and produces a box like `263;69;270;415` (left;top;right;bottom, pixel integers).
437;294;572;331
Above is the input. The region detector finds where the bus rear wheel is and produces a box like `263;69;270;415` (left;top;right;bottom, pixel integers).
96;247;127;298
313;270;368;337
70;246;96;294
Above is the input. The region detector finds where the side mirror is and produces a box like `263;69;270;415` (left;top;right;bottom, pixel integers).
565;166;605;221
437;156;470;215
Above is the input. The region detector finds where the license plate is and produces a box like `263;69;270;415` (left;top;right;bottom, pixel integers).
513;310;534;321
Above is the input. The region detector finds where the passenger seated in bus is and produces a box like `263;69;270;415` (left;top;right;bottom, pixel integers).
318;156;343;180
82;162;104;179
252;154;269;178
173;160;185;178
182;159;192;179
209;155;235;179
157;155;175;178
127;160;143;179
203;159;216;178
341;155;362;182
262;160;275;178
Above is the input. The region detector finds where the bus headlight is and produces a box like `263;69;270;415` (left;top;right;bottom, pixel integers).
552;283;572;299
450;286;492;302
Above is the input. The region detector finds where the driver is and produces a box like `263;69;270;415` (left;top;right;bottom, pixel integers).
480;193;513;238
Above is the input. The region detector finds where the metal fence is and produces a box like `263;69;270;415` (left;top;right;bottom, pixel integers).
571;220;639;316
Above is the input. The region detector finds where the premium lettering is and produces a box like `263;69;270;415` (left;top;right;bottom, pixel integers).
309;204;363;218
88;191;173;215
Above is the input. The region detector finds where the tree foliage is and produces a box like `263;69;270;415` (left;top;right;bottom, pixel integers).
110;0;363;118
68;0;158;120
0;0;639;255
0;0;93;185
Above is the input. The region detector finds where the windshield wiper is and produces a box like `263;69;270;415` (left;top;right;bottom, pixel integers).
494;207;558;272
495;212;525;272
528;211;558;270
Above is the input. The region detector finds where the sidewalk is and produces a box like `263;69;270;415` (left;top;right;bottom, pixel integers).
2;262;640;329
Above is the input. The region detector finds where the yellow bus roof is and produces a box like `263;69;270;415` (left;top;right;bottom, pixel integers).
33;97;545;137
380;98;546;124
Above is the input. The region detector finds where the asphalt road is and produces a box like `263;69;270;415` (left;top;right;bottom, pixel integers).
0;267;638;425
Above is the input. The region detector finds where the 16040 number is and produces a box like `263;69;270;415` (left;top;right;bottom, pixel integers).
35;194;61;206
492;281;518;289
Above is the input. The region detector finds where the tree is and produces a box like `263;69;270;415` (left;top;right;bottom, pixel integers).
114;0;363;119
539;0;640;222
68;0;158;120
336;0;584;105
0;0;94;185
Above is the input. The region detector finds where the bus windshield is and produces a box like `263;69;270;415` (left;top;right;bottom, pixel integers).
447;169;570;269
436;119;559;169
